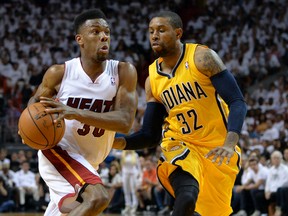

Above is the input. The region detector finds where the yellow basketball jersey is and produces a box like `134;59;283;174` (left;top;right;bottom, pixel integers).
149;43;229;148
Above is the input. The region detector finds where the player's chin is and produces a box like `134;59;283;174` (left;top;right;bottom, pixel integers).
97;54;109;62
152;50;161;58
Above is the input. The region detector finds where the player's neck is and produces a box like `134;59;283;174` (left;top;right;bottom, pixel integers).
161;43;183;71
80;58;106;81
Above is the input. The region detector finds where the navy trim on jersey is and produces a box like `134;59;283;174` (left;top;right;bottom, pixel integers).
156;43;186;79
214;91;228;130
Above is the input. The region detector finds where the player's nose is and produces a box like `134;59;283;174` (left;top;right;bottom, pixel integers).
100;31;109;42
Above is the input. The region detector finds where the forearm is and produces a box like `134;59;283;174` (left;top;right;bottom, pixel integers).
124;130;161;150
113;131;160;150
227;100;247;134
211;70;247;135
74;109;134;134
113;102;166;150
245;183;258;190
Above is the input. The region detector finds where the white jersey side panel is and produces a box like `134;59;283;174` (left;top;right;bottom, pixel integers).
56;58;119;169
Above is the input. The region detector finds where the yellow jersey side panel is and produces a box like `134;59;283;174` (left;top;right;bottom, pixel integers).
157;142;241;216
149;43;229;148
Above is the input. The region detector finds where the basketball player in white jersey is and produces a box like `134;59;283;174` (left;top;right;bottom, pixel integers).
20;9;138;216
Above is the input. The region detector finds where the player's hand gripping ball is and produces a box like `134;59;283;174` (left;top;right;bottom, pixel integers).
18;102;65;150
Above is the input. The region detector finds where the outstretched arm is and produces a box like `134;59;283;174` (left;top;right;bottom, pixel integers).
113;77;167;150
195;46;247;165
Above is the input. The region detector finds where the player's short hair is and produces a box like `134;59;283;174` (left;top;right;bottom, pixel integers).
74;9;107;33
153;11;183;29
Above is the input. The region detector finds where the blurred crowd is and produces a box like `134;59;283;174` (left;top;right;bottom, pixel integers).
1;0;288;215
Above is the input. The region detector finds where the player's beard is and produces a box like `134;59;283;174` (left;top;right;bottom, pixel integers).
97;55;108;62
96;52;109;62
152;45;169;58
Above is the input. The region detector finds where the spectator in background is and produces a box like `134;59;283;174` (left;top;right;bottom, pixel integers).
16;150;27;165
234;156;269;216
265;150;288;215
251;83;267;108
266;83;281;109
153;180;173;215
35;174;49;212
8;152;20;172
0;160;15;189
267;44;281;74
274;186;288;216
120;150;141;215
104;161;123;214
0;161;17;207
0;175;15;213
0;50;13;96
136;158;158;212
232;153;249;213
260;119;280;150
98;162;110;186
0;149;10;165
283;148;288;166
13;161;39;211
6;99;21;142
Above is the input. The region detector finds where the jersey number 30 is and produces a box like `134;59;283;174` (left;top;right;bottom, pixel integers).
77;124;104;137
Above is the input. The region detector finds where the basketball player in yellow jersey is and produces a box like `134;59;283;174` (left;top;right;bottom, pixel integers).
113;11;247;216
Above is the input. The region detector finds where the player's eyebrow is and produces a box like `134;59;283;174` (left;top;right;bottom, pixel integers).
149;25;167;29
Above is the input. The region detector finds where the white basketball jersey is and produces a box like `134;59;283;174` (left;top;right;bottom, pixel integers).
56;57;119;169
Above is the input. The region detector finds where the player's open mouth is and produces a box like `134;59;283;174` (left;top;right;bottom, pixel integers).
152;43;160;48
99;46;109;53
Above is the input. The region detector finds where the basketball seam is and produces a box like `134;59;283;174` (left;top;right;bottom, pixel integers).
27;103;50;148
19;124;48;149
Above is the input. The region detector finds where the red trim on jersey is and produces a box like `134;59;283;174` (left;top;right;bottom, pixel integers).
58;192;79;213
41;146;102;186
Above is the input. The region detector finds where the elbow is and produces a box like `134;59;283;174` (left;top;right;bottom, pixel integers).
118;127;131;134
144;130;162;147
116;123;131;134
150;133;162;145
229;99;247;114
117;116;134;134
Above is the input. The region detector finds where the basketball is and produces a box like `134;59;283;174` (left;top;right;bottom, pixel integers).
18;102;65;150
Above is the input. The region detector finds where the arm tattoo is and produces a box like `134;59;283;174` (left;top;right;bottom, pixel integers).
202;51;224;77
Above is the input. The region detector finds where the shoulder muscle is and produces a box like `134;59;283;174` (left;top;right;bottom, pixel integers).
194;46;226;77
118;62;137;92
31;64;64;102
43;64;65;89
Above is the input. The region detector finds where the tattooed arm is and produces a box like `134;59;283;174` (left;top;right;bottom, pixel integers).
194;45;247;165
194;45;226;77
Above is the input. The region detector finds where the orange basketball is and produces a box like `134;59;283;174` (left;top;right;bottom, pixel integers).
18;102;65;150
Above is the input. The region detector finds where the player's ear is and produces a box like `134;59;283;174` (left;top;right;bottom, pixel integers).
175;28;183;39
75;34;83;45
